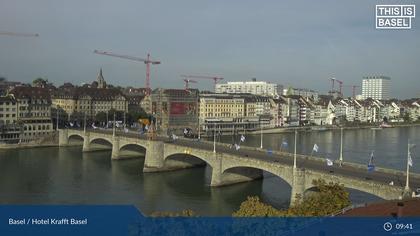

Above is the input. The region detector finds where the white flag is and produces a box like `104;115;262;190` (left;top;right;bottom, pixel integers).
92;123;98;129
69;122;74;127
408;152;413;167
172;134;178;140
313;144;319;153
124;128;129;133
326;158;333;166
234;144;240;150
240;135;246;142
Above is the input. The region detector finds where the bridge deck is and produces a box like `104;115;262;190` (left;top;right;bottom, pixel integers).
68;128;420;191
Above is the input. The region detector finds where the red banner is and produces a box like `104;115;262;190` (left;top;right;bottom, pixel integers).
170;102;186;115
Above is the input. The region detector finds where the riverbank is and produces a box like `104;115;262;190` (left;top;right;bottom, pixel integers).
0;132;58;149
246;122;420;135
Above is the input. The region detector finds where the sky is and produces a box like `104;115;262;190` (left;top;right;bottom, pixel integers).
0;0;419;98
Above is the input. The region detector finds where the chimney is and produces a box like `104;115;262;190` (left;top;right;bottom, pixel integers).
397;202;404;217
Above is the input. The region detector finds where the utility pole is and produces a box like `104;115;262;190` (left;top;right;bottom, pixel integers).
339;127;344;166
294;129;297;169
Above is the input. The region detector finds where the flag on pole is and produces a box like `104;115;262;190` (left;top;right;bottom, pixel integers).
92;123;98;129
408;152;413;167
69;122;74;127
124;127;129;133
267;149;273;155
312;144;319;153
172;134;178;140
240;135;246;142
367;151;375;172
234;144;240;150
281;140;288;148
326;158;333;166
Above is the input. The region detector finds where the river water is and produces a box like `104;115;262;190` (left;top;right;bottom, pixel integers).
0;126;418;216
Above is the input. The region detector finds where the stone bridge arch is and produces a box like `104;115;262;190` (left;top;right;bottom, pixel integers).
162;143;216;173
221;162;294;188
303;171;404;201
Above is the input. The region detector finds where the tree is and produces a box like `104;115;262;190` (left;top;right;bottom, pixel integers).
32;77;47;87
95;112;107;123
233;179;351;217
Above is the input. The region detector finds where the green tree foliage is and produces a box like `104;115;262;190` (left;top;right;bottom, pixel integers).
32;77;48;87
150;210;197;217
233;179;351;217
232;196;283;217
95;111;107;123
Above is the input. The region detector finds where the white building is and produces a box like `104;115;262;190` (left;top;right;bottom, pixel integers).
362;76;391;100
283;87;319;102
215;80;283;98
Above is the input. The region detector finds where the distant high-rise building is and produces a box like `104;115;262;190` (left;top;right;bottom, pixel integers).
362;76;391;100
215;80;283;98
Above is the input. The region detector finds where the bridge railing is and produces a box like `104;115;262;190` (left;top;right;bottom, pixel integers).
64;129;420;179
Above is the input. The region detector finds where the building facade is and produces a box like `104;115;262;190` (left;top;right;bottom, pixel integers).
0;96;20;143
151;88;199;135
52;87;128;122
215;80;283;98
8;87;53;142
362;76;391;100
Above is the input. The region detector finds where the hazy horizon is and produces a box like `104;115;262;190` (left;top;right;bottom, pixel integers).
0;0;419;98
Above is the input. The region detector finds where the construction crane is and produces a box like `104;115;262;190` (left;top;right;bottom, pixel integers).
330;78;343;95
183;79;197;90
330;78;336;93
93;50;160;95
0;31;39;37
181;75;224;92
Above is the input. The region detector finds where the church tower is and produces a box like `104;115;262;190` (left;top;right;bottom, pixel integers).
97;68;107;89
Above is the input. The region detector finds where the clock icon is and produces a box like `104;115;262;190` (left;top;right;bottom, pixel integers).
383;222;393;232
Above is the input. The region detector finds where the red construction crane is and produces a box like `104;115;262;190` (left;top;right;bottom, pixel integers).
183;79;197;90
336;79;343;95
93;50;160;95
0;31;39;37
181;75;224;91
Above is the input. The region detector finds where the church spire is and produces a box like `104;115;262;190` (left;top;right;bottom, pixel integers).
97;68;106;89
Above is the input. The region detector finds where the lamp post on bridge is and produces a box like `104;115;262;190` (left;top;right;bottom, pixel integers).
213;123;216;153
260;119;263;149
198;117;201;140
339;127;344;166
56;108;59;131
83;112;87;134
113;112;116;137
293;129;297;169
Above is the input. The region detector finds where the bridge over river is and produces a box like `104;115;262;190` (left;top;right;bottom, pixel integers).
59;129;420;206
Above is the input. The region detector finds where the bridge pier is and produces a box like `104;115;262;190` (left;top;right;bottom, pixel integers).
58;129;69;146
143;141;165;172
210;155;264;187
111;137;120;160
82;133;91;152
290;168;306;207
